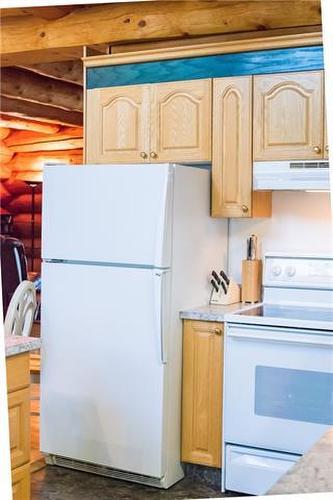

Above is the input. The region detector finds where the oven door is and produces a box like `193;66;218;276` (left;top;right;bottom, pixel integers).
224;323;333;454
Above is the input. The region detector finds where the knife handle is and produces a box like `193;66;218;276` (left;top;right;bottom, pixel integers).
220;270;230;286
212;270;221;285
220;280;227;294
210;279;219;293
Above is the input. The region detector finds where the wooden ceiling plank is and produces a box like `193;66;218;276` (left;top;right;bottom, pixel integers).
0;115;60;133
0;47;83;68
1;67;83;112
0;1;322;62
8;137;83;153
18;60;83;85
0;97;83;127
5;127;83;147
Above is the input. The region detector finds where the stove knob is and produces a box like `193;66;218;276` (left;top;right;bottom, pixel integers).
272;265;282;277
285;265;296;277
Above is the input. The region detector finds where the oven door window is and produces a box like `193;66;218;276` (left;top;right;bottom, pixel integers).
255;366;333;425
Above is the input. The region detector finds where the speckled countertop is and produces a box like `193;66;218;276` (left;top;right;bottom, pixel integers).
179;303;252;322
5;335;41;357
268;427;333;495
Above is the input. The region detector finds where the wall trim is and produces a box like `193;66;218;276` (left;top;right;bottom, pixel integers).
83;29;322;68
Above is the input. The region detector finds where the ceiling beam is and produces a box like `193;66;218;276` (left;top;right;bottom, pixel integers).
22;6;77;20
1;67;83;112
0;1;321;66
18;60;83;85
0;97;83;127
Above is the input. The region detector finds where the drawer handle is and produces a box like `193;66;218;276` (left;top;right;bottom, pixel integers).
313;145;321;154
214;328;222;335
150;151;158;159
140;152;148;159
325;145;329;152
241;205;249;213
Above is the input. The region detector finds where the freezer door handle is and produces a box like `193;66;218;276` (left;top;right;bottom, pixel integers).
154;271;168;364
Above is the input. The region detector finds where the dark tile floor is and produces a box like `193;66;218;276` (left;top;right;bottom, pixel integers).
31;466;243;500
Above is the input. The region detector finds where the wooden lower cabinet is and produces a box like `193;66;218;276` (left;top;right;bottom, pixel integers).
181;320;223;468
8;388;30;470
12;464;30;500
6;353;31;500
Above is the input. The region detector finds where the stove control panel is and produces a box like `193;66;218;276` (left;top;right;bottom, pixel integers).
264;255;333;289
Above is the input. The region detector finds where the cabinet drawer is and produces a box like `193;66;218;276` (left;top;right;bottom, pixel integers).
6;354;30;394
12;463;30;500
8;388;30;469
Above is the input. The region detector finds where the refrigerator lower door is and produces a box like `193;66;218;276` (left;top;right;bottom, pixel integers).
40;262;169;478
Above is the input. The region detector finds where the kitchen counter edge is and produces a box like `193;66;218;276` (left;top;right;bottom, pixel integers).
179;303;251;322
5;336;41;357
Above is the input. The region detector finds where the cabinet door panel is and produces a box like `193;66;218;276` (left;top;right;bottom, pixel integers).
324;101;329;159
151;79;211;162
8;387;30;470
12;463;30;500
212;76;253;217
181;320;223;467
86;85;150;163
254;71;323;160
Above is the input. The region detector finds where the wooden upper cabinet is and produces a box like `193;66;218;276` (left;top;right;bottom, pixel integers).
150;79;212;163
181;320;223;468
86;85;150;163
253;71;324;160
324;107;329;160
212;76;253;217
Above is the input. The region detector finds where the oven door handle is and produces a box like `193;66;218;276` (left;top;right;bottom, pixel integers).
228;327;333;347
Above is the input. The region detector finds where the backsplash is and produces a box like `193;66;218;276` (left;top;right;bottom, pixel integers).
228;192;332;283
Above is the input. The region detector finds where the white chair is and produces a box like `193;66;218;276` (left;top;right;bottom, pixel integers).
4;280;37;337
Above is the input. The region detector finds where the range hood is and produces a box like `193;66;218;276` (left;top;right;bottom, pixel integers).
253;161;330;191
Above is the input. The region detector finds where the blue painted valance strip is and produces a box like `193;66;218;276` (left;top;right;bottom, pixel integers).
87;45;323;89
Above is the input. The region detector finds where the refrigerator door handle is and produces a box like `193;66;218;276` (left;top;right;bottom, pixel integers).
154;271;168;364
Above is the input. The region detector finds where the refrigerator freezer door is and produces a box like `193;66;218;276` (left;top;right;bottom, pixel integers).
40;262;168;478
42;164;173;267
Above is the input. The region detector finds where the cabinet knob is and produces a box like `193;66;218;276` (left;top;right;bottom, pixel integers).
150;152;158;159
241;205;249;213
325;145;329;152
214;328;222;335
313;145;321;154
140;152;148;159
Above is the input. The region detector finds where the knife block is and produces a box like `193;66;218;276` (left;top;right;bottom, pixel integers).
241;259;262;303
210;280;240;305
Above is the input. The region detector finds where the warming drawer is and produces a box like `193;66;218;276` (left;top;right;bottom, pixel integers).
225;444;300;495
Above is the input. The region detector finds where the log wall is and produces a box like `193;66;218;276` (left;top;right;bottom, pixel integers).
1;123;83;273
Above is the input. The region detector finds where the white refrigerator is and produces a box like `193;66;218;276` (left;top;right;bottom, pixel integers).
40;163;227;488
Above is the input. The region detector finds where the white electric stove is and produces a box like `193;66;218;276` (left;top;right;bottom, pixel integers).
223;254;333;496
